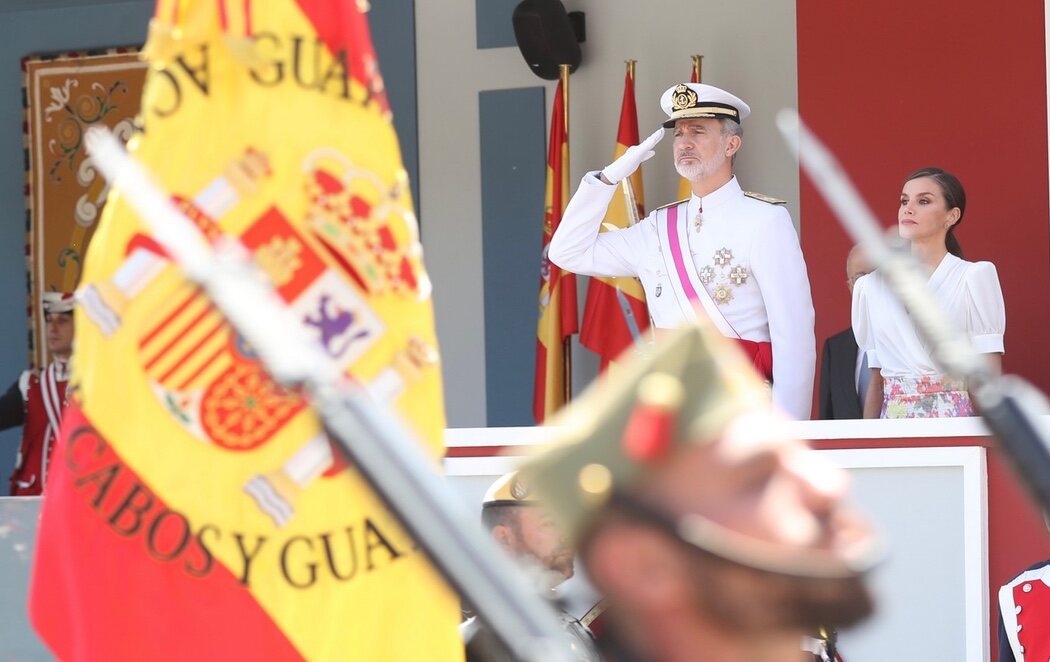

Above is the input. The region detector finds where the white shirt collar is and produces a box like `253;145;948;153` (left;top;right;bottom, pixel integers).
690;176;743;212
50;358;71;381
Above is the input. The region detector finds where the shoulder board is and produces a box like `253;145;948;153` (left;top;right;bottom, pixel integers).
743;191;787;205
652;198;689;212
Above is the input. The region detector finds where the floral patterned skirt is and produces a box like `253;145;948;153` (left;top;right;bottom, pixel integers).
881;375;973;418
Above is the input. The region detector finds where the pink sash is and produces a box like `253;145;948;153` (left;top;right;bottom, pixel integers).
665;205;703;304
658;203;735;337
660;203;773;381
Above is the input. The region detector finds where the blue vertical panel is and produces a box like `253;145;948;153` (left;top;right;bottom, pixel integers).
475;0;520;49
370;0;420;217
479;87;546;426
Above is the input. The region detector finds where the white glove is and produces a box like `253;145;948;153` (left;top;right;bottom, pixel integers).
600;127;665;184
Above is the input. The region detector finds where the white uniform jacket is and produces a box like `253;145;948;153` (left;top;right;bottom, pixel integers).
549;173;816;420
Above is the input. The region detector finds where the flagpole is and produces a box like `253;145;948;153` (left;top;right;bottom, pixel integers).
677;55;704;198
560;63;572;405
620;60;641;227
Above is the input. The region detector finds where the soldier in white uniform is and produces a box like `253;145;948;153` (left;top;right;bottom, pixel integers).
549;83;816;419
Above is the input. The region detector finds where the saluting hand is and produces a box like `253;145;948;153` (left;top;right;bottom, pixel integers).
600;128;665;185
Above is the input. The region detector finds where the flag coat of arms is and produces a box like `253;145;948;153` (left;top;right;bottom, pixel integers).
29;2;463;660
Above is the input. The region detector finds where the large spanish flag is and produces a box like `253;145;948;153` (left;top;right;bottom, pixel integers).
580;62;649;371
28;2;463;660
533;80;578;423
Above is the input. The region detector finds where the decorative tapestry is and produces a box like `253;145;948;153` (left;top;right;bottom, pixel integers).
21;48;147;368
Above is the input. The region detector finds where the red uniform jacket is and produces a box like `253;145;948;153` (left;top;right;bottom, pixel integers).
2;362;69;496
999;560;1050;661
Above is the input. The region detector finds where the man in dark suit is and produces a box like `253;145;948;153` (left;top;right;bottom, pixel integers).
819;246;873;419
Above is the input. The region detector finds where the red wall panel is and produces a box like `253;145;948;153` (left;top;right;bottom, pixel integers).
799;3;1050;657
798;0;1050;406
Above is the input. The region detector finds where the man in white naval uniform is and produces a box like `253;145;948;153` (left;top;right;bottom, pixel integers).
548;82;816;419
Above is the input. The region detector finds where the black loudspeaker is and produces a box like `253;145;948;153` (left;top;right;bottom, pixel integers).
512;0;583;80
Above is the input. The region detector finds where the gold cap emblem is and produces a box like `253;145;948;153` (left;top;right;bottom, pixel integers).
671;84;698;112
510;477;530;500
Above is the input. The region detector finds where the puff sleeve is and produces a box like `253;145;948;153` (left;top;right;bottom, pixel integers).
964;261;1006;354
851;273;879;368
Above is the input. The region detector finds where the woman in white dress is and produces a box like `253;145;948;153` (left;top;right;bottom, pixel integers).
852;167;1005;418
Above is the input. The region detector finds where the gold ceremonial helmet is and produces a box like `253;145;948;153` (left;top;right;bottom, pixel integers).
517;321;881;580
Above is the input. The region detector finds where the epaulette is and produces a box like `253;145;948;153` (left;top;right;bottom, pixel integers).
743;191;787;205
652;198;689;212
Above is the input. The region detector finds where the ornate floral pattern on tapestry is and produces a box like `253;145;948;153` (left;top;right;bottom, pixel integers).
21;48;147;368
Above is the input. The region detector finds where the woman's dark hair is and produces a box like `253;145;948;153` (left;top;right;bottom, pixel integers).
904;167;965;258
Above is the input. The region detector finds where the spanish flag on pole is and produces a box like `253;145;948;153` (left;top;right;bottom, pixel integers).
580;62;649;371
533;78;577;423
29;2;463;660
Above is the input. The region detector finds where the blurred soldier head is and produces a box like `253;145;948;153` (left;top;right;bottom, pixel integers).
482;471;575;588
42;292;75;360
845;244;873;294
519;324;878;660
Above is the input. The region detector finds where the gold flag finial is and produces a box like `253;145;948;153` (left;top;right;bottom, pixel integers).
691;54;703;83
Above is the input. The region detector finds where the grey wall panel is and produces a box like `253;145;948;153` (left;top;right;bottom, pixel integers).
475;0;519;50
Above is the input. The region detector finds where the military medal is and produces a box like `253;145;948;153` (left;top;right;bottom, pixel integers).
693;203;704;231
